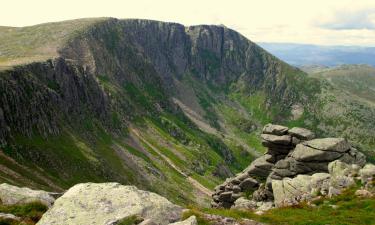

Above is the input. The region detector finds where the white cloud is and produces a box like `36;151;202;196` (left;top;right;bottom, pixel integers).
316;9;375;30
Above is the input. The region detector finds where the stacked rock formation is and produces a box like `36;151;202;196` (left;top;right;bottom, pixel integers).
211;124;305;208
212;124;369;209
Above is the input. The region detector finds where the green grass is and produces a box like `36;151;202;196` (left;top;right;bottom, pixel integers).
185;186;375;225
0;18;108;68
229;92;271;125
0;202;47;225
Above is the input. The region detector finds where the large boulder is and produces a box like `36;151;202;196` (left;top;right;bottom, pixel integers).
0;183;55;207
37;183;182;225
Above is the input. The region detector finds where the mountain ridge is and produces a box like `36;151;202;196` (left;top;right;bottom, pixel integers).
0;18;374;207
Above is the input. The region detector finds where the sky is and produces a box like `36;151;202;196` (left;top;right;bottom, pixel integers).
2;0;375;46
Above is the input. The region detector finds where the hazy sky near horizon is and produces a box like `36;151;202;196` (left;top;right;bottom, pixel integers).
2;0;375;46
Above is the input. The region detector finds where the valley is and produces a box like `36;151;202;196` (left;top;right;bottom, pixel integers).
0;18;374;210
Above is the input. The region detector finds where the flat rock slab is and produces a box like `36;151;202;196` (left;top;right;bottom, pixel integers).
288;127;315;140
261;134;291;146
290;144;342;162
304;138;350;153
262;124;288;135
0;183;55;207
37;183;182;225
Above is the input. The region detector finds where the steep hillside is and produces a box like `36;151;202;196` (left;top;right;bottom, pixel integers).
0;18;373;206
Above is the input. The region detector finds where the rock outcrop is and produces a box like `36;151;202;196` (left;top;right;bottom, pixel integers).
212;124;373;210
36;183;182;225
0;183;56;207
211;124;315;208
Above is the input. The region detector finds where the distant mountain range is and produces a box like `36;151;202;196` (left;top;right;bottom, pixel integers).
258;43;375;66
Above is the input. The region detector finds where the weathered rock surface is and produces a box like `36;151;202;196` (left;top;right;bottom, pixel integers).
37;183;182;225
169;216;197;225
262;124;288;135
272;175;312;207
212;124;313;208
0;183;55;207
0;213;21;221
288;127;315;140
212;124;373;211
359;164;375;183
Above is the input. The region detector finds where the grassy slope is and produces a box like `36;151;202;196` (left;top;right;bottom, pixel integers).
184;185;375;225
0;202;47;225
0;18;107;69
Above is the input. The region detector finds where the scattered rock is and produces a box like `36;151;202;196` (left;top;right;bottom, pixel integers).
0;183;55;207
36;183;182;225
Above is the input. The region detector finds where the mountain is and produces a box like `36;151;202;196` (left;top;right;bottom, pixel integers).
0;18;374;206
258;42;375;67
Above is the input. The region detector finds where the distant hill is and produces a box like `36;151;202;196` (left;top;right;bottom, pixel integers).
258;43;375;66
304;64;375;103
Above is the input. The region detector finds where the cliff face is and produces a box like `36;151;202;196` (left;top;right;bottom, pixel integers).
0;18;373;205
